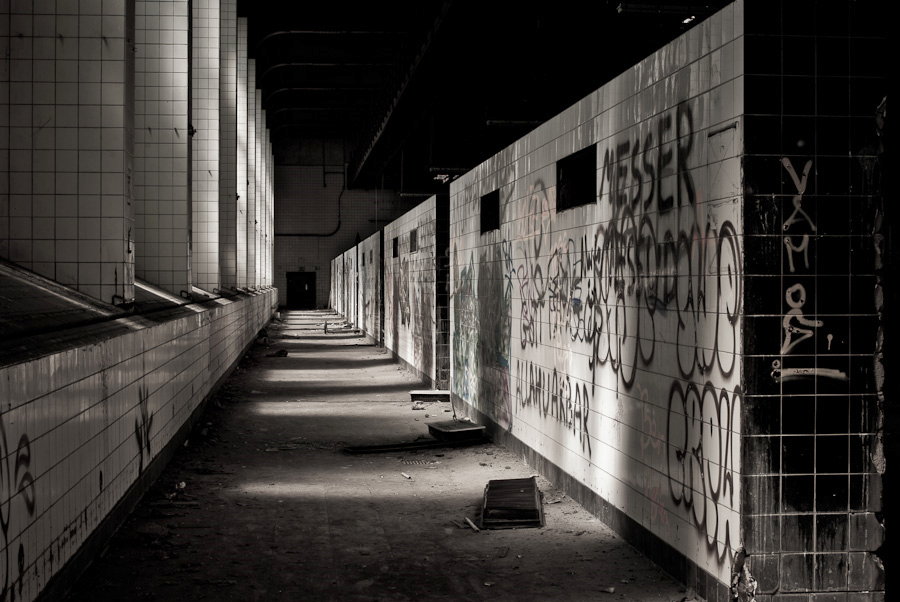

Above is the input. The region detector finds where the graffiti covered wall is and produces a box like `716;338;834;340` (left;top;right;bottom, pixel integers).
739;1;888;597
330;256;344;316
384;198;439;386
341;248;357;326
450;2;744;589
0;291;275;601
357;232;382;342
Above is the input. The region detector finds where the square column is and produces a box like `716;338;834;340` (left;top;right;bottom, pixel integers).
1;0;135;303
246;59;256;287
190;0;220;291
134;0;191;295
218;0;237;289
235;17;247;287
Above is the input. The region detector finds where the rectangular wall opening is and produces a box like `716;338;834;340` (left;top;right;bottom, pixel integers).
556;144;597;211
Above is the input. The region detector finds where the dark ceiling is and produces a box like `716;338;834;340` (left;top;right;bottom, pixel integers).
238;1;729;194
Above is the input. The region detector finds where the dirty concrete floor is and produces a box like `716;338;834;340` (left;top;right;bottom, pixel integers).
64;310;697;602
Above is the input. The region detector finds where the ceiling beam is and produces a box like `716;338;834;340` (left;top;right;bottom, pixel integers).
348;0;452;187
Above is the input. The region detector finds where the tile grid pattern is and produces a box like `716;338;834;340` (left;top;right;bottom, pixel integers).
245;62;256;287
448;1;743;591
383;197;438;385
234;17;247;287
0;290;275;602
740;0;887;598
357;231;382;341
218;0;237;289
1;0;135;304
190;0;220;291
134;0;191;294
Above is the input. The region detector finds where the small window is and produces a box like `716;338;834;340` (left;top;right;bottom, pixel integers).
409;228;418;253
556;144;597;212
369;250;373;264
392;237;399;258
480;189;500;233
361;251;365;266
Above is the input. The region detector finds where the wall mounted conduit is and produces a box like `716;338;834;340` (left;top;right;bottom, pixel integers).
274;163;347;238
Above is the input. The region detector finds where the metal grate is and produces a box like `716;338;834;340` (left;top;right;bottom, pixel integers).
480;476;544;529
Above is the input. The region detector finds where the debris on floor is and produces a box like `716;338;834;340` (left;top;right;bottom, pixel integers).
480;476;544;529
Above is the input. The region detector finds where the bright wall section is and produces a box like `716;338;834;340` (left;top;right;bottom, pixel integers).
450;2;743;596
0;0;136;304
341;246;357;327
0;289;275;601
384;196;443;388
134;0;191;295
218;0;237;289
191;0;221;291
357;231;382;342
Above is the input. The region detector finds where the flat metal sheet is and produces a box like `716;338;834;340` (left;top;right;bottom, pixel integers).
426;420;486;441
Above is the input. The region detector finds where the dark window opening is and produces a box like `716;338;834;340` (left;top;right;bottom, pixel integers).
556;144;597;212
392;237;398;258
361;250;365;266
369;250;373;264
409;228;418;253
480;189;500;233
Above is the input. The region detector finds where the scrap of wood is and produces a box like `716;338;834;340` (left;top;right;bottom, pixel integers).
464;517;480;532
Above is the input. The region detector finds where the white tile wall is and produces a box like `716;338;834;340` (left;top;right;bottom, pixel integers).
1;289;275;601
234;17;247;287
254;102;263;287
1;0;134;303
356;231;382;342
134;0;191;294
449;2;743;585
383;197;438;384
331;255;344;314
218;0;237;289
245;62;256;287
267;134;274;286
190;0;220;291
342;247;357;325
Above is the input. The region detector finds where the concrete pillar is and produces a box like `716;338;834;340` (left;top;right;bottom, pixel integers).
218;0;236;289
246;59;256;287
253;93;263;286
235;17;247;287
265;128;275;286
134;0;191;295
190;0;220;292
1;0;135;304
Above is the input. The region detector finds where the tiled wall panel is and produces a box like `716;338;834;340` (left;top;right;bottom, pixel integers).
739;1;888;598
342;247;357;326
0;290;275;602
449;2;744;588
245;62;256;287
235;18;247;287
384;197;438;385
357;231;382;342
191;0;220;291
330;255;344;315
134;0;191;294
0;0;135;303
218;0;237;288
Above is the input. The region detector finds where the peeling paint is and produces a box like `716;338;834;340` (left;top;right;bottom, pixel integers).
730;548;757;602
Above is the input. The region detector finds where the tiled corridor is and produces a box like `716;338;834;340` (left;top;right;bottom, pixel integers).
62;311;691;602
